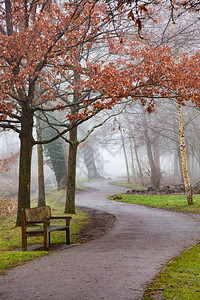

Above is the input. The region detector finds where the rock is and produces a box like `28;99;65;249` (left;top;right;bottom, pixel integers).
112;194;122;200
193;181;200;193
147;186;156;192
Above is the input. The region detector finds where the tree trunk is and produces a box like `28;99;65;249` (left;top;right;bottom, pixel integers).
43;124;68;190
65;72;79;213
129;138;137;184
177;103;193;205
143;113;161;189
132;133;144;186
147;142;161;189
36;115;46;207
83;145;103;180
65;125;78;214
153;141;161;177
119;126;130;183
16;108;34;225
172;115;184;182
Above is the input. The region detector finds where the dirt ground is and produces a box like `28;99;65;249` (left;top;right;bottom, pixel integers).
74;206;116;243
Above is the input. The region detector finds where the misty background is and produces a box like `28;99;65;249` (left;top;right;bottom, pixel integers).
1;98;200;198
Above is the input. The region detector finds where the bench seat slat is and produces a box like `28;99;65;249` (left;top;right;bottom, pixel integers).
48;225;69;232
27;225;69;233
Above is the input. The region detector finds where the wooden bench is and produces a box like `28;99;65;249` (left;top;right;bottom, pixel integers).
21;206;71;251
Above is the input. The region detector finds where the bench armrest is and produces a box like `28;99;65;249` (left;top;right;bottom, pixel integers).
51;216;71;220
51;216;71;226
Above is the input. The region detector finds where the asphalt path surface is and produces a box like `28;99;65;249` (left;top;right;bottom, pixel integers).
1;180;200;300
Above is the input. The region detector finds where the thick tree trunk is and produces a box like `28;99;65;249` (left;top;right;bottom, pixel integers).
43;128;68;190
147;141;161;188
65;72;79;213
83;146;103;180
153;142;161;176
16;108;34;225
143;115;161;189
65;125;77;214
178;103;193;205
36;116;46;207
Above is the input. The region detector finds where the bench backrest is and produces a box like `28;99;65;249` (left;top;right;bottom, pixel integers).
24;206;51;222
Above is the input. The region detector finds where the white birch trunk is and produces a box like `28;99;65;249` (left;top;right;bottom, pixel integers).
177;103;193;205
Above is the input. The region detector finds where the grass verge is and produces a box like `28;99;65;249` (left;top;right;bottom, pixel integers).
110;181;147;190
110;192;200;299
143;243;200;300
0;189;89;275
110;193;200;214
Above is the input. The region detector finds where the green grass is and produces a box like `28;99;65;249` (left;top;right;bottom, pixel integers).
0;189;90;275
0;251;48;275
110;181;147;190
144;243;200;300
110;192;200;299
110;193;200;214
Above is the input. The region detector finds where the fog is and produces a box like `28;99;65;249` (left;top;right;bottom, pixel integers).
100;150;127;177
1;98;200;199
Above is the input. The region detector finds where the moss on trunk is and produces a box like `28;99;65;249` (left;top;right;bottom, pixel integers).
65;125;78;214
16;107;34;225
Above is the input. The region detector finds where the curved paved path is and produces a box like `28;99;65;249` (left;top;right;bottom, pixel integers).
1;180;200;300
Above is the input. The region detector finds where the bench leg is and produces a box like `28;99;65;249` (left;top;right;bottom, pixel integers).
43;222;49;250
66;227;70;245
22;235;27;251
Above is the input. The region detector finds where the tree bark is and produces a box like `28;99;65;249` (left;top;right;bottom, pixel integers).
129;138;137;184
143;114;161;188
65;125;77;214
146;139;161;188
36;115;46;207
177;103;193;205
43;125;68;190
172;115;184;182
119;126;130;183
83;145;103;180
5;0;13;36
65;72;80;214
16;107;34;225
